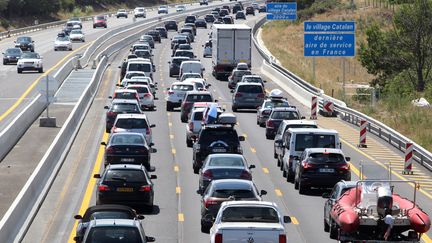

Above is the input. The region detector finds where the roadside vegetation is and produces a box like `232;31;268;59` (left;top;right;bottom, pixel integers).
262;0;432;151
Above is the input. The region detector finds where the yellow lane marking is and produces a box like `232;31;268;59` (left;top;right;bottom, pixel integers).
250;147;256;153
167;112;171;116
290;216;299;225
0;41;93;123
172;148;176;155
170;134;174;139
422;233;432;243
275;189;283;197
176;186;181;194
174;165;179;172
67;132;108;243
168;122;172;127
243;133;248;139
178;213;185;222
262;167;269;174
349;163;361;178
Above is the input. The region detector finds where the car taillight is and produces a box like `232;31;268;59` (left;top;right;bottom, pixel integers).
215;233;222;243
235;93;242;97
139;185;152;192
302;160;314;169
107;111;116;117
168;90;174;95
262;110;271;115
106;147;115;154
137;147;147;153
257;93;265;98
266;120;274;128
240;170;251;180
203;170;213;179
98;185;110;191
144;93;152;98
279;234;286;243
338;163;350;171
146;128;151;135
135;93;139;100
188;122;193;131
113;93;117;98
205;199;218;208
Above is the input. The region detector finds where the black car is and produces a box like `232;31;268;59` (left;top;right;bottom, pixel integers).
223;16;234;24
3;48;22;65
222;5;231;13
219;9;229;17
235;11;246;20
73;204;143;243
171;35;189;49
232;4;242;14
265;107;302;139
200;179;265;233
185;15;197;24
146;30;161;43
14;36;34;52
95;164;157;210
192;119;245;173
246;6;255;15
258;5;267;12
155;27;168;38
294;148;351;194
168;56;190;77
184;23;197;36
204;14;215;23
101;132;154;170
212;7;221;13
165;20;178;31
63;22;74;35
195;19;207;28
104;99;142;133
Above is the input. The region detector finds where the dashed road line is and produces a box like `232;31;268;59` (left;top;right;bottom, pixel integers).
176;186;181;194
275;189;283;197
178;213;185;222
262;167;269;174
174;165;179;172
290;216;299;225
250;147;256;153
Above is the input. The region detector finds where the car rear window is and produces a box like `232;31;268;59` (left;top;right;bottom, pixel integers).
112;104;140;113
208;157;244;167
111;134;144;145
212;189;255;198
125;72;145;79
271;111;299;120
199;129;238;145
105;169;147;183
309;153;345;163
221;207;279;223
127;86;149;94
115;118;148;129
128;63;151;72
172;84;193;91
88;211;132;221
96;16;105;20
295;134;336;151
234;71;251;77
186;16;196;22
263;100;290;108
193;111;203;120
186;94;212;102
175;51;194;58
115;92;136;100
134;51;151;59
237;85;263;93
85;227;141;243
244;77;262;83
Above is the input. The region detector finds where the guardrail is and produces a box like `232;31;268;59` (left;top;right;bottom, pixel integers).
252;17;432;172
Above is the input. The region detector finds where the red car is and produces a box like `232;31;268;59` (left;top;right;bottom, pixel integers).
93;15;107;28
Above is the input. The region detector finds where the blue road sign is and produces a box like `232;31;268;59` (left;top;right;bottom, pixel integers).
304;21;355;33
266;2;297;20
304;34;355;57
267;13;296;20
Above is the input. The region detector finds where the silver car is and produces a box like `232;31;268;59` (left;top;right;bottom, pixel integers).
111;113;155;145
256;97;291;127
139;35;155;48
228;69;252;89
231;83;265;112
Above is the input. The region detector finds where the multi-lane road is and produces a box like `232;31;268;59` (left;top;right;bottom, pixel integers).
1;1;432;243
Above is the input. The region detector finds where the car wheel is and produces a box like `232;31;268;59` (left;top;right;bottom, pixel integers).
329;219;339;240
201;223;210;233
193;165;199;174
294;171;299;190
282;164;287;177
299;179;307;194
93;25;96;28
105;127;110;133
181;116;187;123
186;138;193;148
3;60;6;65
286;166;294;182
17;68;22;73
232;106;237;112
38;68;43;73
274;150;277;159
104;25;107;28
54;48;57;51
324;218;330;232
277;157;282;168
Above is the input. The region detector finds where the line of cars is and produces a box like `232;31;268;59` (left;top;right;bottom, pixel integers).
2;35;44;73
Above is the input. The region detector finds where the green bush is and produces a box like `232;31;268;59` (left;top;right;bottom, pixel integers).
84;5;93;15
0;18;10;29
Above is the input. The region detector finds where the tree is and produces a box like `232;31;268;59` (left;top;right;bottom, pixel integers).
359;0;432;92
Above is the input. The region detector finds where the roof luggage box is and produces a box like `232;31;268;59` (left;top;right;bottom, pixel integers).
218;113;236;125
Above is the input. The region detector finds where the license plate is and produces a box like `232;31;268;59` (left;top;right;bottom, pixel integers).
319;168;334;173
245;98;255;101
117;187;133;192
121;158;134;162
212;148;226;153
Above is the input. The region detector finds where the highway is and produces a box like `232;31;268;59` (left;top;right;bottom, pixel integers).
2;2;431;243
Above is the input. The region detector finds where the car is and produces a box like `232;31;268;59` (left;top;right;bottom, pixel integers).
68;17;82;28
69;29;85;42
235;11;246;20
155;27;168;38
134;7;146;18
179;72;202;82
184;23;196;36
252;2;259;9
322;180;357;233
294;148;351;194
126;85;155;110
17;52;43;73
198;154;256;193
109;89;140;104
195;19;207;28
219;9;229;17
127;59;154;84
185;15;197;24
165;20;178;31
134;50;153;61
73;204;142;243
2;48;22;65
170;35;189;49
231;83;265;111
212;7;221;13
256;92;291;126
222;16;234;24
139;35;155;48
131;43;152;54
54;35;72;51
127;77;157;95
274;120;318;166
145;30;161;43
168;56;190;77
101;132;154;170
121;71;147;86
228;69;252;89
192;114;245;173
176;5;186;12
116;9;128;18
200;0;209;5
246;6;255;15
180;91;214;123
179;60;204;78
165;81;197;111
79;219;155;243
14;36;34;52
265;107;303;139
95;164;157;209
241;74;266;87
232;4;242;14
63;22;74;35
158;5;168;14
104;99;142;133
179;27;195;42
185;104;223;147
200;179;265;233
222;5;231;13
93;15;107;28
204;14;215;23
203;40;212;58
258;5;267;12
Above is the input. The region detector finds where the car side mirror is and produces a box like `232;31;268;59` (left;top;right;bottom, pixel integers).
108;96;112;99
150;124;156;128
150;175;157;179
168;61;171;64
149;142;154;147
301;116;305;119
74;215;83;220
260;189;267;196
151;148;157;153
322;192;330;198
345;157;351;162
137;215;145;220
73;236;79;242
263;80;267;83
118;65;121;68
238;136;245;141
249;165;256;169
230;90;234;93
93;174;101;179
101;142;107;146
104;106;109;109
196;189;202;195
283;216;292;224
146;236;156;242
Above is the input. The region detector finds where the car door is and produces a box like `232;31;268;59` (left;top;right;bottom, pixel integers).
324;184;340;224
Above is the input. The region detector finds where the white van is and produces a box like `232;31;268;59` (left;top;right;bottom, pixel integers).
179;60;205;78
127;59;153;80
281;128;341;182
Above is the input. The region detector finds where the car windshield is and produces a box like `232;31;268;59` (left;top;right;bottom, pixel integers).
175;51;194;58
115;118;148;129
212;189;255;198
186;94;212;102
118;9;126;12
89;211;132;220
111;103;140;113
172;84;194;91
128;63;151;72
235;70;251;77
263;100;290;108
125;73;145;79
135;51;151;59
105;169;147;183
57;36;69;41
309;153;345;163
111;134;144;145
70;30;82;34
172;58;189;65
182;74;201;79
221;206;279;223
17;37;31;42
127;86;149;94
193;111;203;120
237;85;263;93
271;111;299;120
5;48;21;54
209;157;244;167
115;92;137;100
295;134;336;151
199;129;238;145
244;77;262;83
85;227;142;243
21;53;39;59
96;16;105;20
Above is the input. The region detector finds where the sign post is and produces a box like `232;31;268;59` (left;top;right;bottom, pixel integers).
38;75;58;127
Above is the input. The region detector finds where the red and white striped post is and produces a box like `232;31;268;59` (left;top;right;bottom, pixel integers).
310;96;317;119
358;120;367;148
403;142;414;175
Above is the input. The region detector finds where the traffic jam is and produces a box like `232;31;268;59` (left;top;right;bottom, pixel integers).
71;2;431;243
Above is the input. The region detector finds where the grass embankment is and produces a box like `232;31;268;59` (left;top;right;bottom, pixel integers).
261;2;432;151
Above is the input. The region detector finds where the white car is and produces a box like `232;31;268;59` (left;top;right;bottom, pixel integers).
134;7;146;18
69;29;85;42
126;84;155;110
176;5;186;12
203;45;212;58
54;36;72;51
17;52;43;73
179;73;202;82
121;71;146;86
184;78;209;91
166;81;197;111
209;201;291;243
116;9;128;18
129;76;156;95
158;5;168;14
